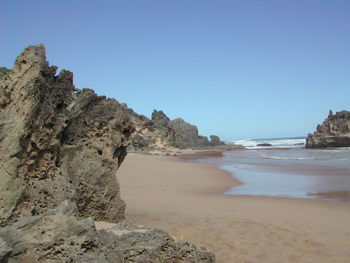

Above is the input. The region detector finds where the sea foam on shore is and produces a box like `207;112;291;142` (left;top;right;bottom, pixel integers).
230;136;306;149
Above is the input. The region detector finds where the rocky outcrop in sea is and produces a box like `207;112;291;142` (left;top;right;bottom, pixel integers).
0;44;215;262
306;110;350;148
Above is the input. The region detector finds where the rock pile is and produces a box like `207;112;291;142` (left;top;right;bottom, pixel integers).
0;45;215;262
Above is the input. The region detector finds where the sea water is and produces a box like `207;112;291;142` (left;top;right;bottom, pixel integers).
200;137;350;201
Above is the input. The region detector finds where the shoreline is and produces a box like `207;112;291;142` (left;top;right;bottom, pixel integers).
191;148;350;202
192;155;350;203
126;151;350;205
103;153;350;262
126;152;241;196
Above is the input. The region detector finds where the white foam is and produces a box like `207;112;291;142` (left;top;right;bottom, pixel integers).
260;152;315;160
229;137;306;149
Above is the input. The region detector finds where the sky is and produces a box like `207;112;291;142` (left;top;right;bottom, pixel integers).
1;0;349;140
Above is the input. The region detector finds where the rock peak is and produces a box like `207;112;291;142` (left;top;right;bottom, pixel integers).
151;109;170;127
13;44;47;72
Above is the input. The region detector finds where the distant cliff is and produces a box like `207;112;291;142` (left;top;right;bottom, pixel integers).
127;109;226;151
0;45;214;262
306;110;350;148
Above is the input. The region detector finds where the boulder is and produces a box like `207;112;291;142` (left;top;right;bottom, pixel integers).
306;110;350;148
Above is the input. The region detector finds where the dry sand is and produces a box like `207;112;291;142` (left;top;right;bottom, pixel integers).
110;154;350;262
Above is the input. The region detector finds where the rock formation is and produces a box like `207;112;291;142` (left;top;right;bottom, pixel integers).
0;44;215;262
167;118;209;148
98;221;214;263
306;110;350;148
152;109;170;127
128;109;226;151
0;44;133;225
210;135;225;146
0;201;214;263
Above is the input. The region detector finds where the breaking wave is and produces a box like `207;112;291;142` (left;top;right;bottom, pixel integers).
229;137;305;149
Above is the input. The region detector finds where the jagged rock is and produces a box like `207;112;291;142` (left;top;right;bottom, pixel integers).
306;110;350;148
58;89;134;222
121;107;156;151
0;44;134;225
152;109;170;127
121;105;153;131
127;109;169;152
0;45;215;263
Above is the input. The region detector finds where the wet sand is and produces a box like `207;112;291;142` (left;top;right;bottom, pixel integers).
203;149;350;200
115;154;350;263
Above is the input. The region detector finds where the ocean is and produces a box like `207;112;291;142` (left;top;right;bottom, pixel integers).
232;136;306;149
200;137;350;201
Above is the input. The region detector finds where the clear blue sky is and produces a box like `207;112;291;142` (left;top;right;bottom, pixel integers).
1;0;349;140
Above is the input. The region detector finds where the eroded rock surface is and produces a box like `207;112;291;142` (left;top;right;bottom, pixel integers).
0;201;214;263
306;110;350;148
0;45;133;225
0;201;113;263
99;221;215;263
0;45;215;262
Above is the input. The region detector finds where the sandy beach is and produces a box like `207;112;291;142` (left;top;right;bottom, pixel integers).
110;153;350;263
